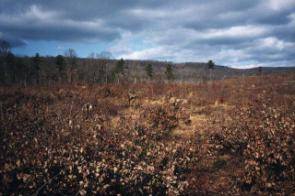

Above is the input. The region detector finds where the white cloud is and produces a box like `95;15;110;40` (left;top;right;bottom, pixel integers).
203;25;267;39
108;32;136;55
267;0;295;11
0;5;60;23
121;47;165;60
24;5;60;20
0;5;104;29
126;8;168;19
258;37;295;50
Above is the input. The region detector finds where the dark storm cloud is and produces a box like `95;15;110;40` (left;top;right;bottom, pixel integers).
0;17;119;42
0;0;294;67
0;34;26;47
0;2;121;42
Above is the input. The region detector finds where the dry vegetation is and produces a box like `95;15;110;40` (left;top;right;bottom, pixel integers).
0;73;295;195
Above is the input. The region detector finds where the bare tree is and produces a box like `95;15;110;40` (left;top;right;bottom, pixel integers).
96;51;112;84
65;48;77;83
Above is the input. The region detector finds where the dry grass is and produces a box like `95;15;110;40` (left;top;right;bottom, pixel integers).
0;73;294;195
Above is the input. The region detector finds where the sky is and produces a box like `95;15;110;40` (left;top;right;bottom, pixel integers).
0;0;295;68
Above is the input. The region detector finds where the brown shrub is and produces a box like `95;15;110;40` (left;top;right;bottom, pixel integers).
209;97;295;194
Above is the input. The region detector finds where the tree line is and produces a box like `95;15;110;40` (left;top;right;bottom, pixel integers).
0;39;215;86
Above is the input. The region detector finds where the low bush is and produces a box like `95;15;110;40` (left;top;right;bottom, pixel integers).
209;97;295;194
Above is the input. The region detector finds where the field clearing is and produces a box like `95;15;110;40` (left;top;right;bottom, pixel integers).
0;73;295;195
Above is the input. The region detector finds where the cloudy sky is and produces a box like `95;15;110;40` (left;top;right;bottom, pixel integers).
0;0;295;68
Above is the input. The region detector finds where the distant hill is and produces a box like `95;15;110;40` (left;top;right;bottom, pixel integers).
100;59;295;82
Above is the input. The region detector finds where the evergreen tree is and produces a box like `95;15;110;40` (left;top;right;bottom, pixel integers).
115;58;125;74
5;52;16;83
112;58;125;83
207;60;215;81
56;55;65;72
208;60;215;69
145;64;153;79
258;66;262;75
32;53;41;84
56;55;66;81
165;64;174;81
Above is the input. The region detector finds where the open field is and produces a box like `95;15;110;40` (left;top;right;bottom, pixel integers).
0;73;295;195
